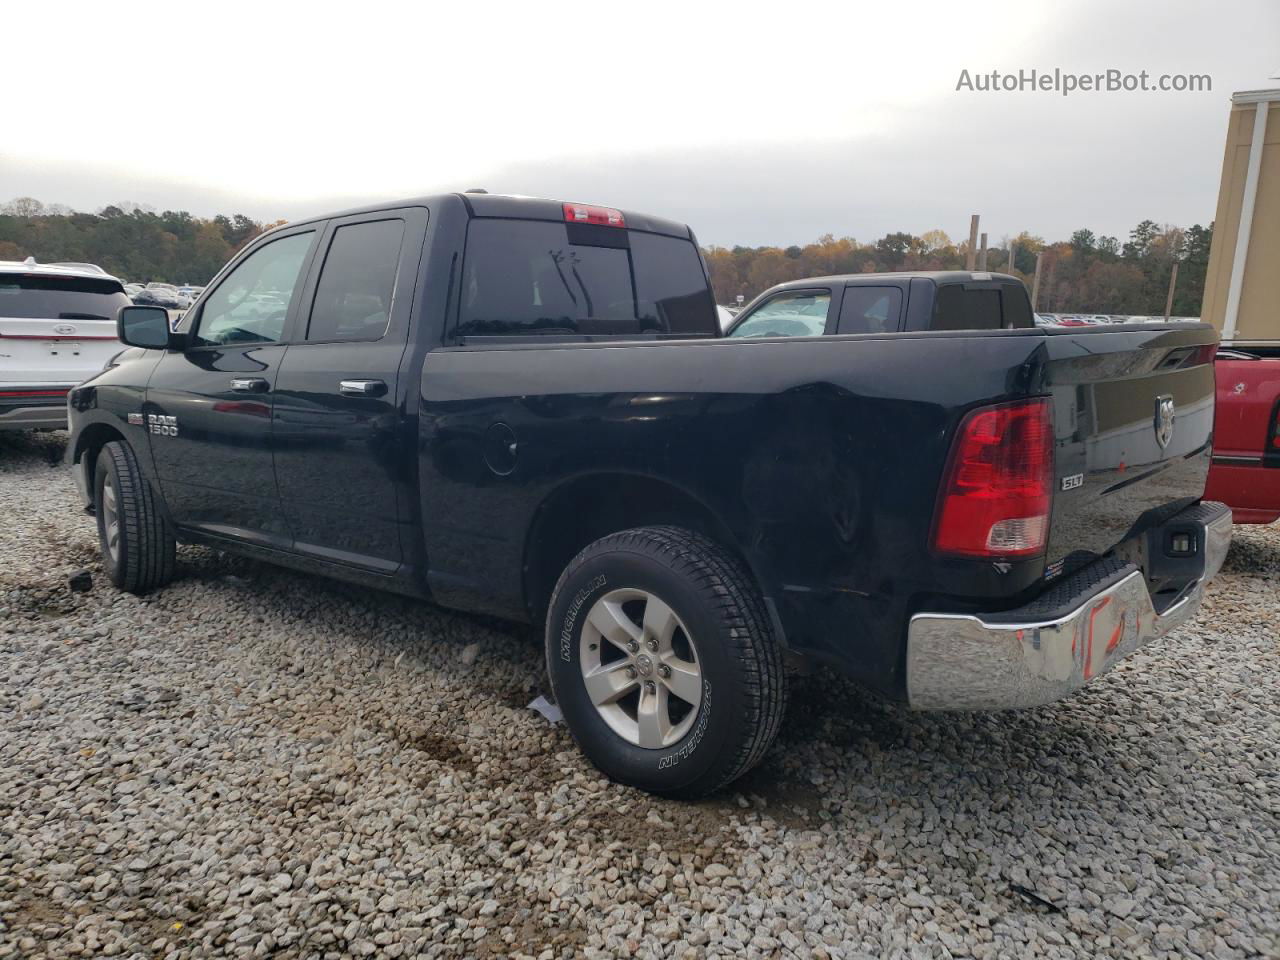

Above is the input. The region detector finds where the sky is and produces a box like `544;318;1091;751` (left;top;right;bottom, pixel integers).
4;0;1278;248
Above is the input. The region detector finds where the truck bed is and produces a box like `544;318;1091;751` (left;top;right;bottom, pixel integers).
418;322;1218;699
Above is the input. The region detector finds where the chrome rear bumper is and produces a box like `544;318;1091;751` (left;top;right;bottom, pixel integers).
906;502;1232;710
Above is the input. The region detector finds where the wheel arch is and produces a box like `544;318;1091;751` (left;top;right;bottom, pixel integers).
522;471;765;626
73;421;129;503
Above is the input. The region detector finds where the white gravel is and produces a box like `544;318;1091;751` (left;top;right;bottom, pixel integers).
1;430;1277;959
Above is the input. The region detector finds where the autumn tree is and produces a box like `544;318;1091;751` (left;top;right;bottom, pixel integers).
0;198;274;283
2;197;44;218
1070;229;1096;252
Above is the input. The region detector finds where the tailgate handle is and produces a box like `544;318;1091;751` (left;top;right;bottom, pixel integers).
230;377;269;393
340;379;387;397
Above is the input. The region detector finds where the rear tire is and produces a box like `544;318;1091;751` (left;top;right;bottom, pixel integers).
95;441;175;594
545;526;786;798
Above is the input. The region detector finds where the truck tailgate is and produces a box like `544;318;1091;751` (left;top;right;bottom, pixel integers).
1043;324;1217;573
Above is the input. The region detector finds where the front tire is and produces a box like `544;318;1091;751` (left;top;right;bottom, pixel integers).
545;526;786;798
95;441;176;594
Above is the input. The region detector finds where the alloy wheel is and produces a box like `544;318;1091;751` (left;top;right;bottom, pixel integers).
578;587;703;748
101;472;121;563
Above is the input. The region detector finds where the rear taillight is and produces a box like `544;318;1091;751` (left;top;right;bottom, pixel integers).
932;398;1054;559
563;202;625;227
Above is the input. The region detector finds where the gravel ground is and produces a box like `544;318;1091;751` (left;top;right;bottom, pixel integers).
1;430;1277;960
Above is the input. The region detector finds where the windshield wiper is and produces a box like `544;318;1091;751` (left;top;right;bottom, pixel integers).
58;312;111;321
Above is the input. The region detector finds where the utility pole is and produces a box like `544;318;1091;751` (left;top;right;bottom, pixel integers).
1164;261;1180;320
1031;253;1044;311
978;233;988;271
966;215;980;271
1007;242;1016;275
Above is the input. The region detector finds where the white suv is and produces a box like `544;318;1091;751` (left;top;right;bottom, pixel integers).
0;258;130;430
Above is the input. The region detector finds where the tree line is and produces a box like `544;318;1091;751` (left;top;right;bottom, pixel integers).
706;220;1212;317
2;197;1210;315
0;197;283;285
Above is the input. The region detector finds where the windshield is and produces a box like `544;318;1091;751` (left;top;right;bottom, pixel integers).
729;291;831;338
0;274;129;320
457;219;716;338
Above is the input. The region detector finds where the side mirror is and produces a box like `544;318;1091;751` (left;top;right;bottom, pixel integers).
117;305;182;350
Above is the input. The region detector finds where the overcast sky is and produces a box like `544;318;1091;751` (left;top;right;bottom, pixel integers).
5;0;1277;247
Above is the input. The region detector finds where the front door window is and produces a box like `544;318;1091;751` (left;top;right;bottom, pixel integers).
194;232;314;346
729;291;832;338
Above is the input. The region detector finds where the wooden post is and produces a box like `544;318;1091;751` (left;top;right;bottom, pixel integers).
978;233;988;270
1164;261;1180;319
966;215;980;270
1031;253;1043;311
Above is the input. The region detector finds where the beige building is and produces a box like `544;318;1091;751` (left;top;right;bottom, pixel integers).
1202;88;1279;343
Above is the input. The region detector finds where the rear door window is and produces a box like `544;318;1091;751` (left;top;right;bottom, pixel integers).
836;286;903;334
456;219;716;338
306;219;405;342
0;275;129;320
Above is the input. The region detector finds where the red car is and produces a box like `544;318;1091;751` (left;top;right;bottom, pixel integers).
1205;345;1280;524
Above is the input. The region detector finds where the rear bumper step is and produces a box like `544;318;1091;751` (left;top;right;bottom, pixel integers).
906;501;1232;710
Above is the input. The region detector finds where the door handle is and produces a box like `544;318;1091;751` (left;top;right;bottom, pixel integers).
340;379;387;397
230;377;269;393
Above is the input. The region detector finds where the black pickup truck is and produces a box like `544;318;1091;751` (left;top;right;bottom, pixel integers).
66;193;1231;797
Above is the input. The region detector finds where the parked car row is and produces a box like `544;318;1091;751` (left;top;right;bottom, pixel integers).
125;281;203;310
1035;312;1200;327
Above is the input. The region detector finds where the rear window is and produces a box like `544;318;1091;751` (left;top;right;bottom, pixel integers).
932;283;1033;331
456;219;716;338
0;274;129;320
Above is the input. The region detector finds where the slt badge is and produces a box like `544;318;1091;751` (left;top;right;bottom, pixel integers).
1154;395;1175;450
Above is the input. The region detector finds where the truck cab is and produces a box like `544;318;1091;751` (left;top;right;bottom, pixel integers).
725;271;1033;338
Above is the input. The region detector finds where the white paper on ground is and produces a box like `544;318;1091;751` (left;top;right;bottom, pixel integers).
527;695;563;724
